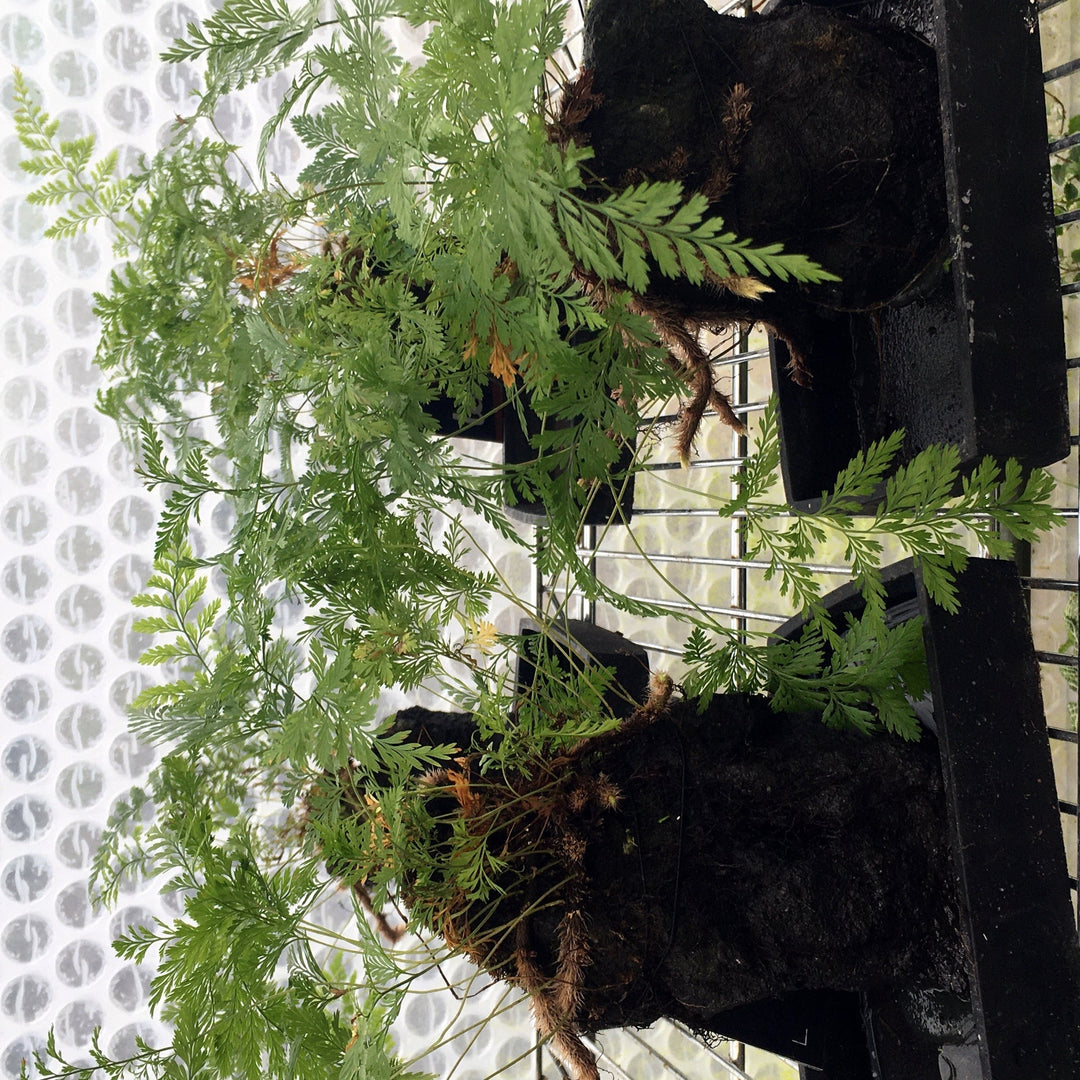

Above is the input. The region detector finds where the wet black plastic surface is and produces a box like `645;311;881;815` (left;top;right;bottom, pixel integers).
515;618;651;718
768;0;1068;510
916;558;1080;1079
422;379;504;441
772;559;1080;1078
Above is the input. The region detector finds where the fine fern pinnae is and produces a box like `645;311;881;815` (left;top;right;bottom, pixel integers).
720;401;1059;618
12;69;139;248
563;399;1058;738
12;3;1066;1079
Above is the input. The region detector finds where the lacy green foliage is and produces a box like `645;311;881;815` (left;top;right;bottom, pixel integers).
12;70;138;244
1049;101;1080;282
12;2;1065;1077
80;739;440;1080
554;173;838;293
162;0;324;104
720;406;1057;618
680;403;1058;738
682;617;931;740
1061;592;1078;731
21;1029;167;1080
23;891;424;1080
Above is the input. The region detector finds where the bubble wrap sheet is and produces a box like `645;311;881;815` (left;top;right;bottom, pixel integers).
0;2;540;1075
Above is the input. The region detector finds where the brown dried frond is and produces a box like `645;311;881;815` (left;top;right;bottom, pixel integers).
704;268;774;301
426;761;486;817
234;234;298;294
702;83;752;203
548;68;604;152
488;329;519;390
514;921;600;1080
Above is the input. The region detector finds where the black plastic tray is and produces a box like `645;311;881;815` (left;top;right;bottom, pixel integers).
530;560;1080;1078
765;0;1069;510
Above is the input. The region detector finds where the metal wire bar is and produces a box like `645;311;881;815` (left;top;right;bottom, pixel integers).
1045;57;1080;82
711;347;771;367
584;523;598;623
1050;131;1080;153
638;641;685;657
578;1038;637;1080
626;506;787;518
581;547;849;575
646;398;770;427
1038;651;1080;666
1074;256;1080;923
1025;577;1080;590
645;456;745;472
540;583;790;623
667;1021;771;1080
626;504;1080;520
729;326;753;642
1063;0;1080;913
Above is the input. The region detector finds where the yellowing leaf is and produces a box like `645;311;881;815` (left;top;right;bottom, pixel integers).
488;328;518;388
466;618;498;654
719;273;773;300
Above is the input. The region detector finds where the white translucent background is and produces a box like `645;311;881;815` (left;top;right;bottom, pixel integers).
0;2;213;1071
0;3;550;1076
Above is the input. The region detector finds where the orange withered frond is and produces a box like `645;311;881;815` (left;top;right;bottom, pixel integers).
446;768;485;817
234;235;299;295
488;330;518;389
